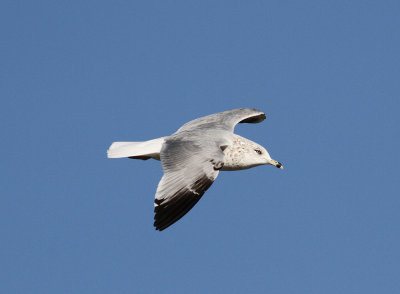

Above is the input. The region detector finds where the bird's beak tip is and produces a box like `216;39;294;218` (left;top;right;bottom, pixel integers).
270;160;283;170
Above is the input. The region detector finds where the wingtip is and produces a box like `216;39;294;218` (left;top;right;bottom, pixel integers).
239;112;266;124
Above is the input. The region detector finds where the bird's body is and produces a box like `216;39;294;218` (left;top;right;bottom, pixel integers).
107;108;283;231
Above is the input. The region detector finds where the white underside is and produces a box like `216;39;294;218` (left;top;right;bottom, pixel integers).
107;134;271;171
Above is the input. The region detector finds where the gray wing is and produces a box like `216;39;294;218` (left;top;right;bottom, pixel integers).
176;108;266;133
154;136;225;231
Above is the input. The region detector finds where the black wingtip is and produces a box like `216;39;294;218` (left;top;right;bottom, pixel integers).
239;113;266;124
153;175;213;231
153;192;202;231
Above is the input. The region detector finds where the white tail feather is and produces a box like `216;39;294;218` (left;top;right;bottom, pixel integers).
107;137;165;160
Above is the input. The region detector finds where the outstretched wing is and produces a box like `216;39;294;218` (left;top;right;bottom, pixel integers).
154;136;225;231
176;108;266;133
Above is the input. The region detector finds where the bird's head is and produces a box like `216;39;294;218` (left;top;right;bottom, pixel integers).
222;135;284;170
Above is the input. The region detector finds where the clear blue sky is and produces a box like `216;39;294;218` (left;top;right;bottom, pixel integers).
1;1;399;293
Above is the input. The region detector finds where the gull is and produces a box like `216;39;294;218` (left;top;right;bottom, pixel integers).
107;108;283;231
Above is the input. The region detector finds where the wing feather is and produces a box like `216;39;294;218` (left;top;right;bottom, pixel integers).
153;136;224;231
176;108;266;133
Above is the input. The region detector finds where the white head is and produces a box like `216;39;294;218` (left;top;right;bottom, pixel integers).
222;134;283;171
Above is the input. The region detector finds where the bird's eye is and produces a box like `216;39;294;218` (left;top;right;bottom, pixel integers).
254;149;262;155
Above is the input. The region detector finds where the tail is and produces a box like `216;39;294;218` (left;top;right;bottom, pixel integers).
107;137;165;160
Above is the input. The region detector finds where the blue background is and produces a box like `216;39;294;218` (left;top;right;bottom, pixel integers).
1;1;399;293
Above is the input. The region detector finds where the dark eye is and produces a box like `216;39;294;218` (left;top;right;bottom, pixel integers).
254;149;262;155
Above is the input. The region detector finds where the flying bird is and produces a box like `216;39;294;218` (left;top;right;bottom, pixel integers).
107;108;283;231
